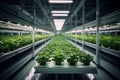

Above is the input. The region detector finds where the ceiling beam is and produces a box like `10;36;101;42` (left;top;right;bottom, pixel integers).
37;0;56;32
62;0;86;32
66;0;86;24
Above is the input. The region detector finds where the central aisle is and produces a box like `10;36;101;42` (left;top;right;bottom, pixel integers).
33;74;92;80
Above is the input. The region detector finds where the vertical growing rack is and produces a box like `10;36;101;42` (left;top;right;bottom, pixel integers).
0;0;120;80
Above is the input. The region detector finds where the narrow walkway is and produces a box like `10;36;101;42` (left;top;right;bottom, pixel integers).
33;74;94;80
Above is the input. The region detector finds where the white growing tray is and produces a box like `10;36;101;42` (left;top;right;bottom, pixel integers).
34;61;97;74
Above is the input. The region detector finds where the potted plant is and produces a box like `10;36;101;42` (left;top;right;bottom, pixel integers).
80;54;93;65
78;51;86;60
53;52;65;65
67;53;78;65
36;53;50;65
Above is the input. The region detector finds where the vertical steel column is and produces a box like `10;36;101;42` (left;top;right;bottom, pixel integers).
71;19;72;35
32;0;36;58
68;20;71;36
96;0;100;65
82;0;85;51
75;13;78;46
69;21;70;33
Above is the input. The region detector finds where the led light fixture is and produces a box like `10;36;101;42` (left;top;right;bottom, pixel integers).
49;0;73;3
53;19;66;22
51;11;70;13
52;14;68;16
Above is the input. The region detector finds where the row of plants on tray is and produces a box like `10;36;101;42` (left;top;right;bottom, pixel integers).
0;34;51;54
67;34;120;51
36;35;93;66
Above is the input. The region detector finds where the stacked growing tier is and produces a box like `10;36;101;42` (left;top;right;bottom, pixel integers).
0;34;51;54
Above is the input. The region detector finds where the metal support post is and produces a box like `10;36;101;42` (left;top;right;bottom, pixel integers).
68;21;71;36
96;0;100;65
32;0;36;58
75;13;78;46
82;0;85;51
71;19;72;35
68;20;71;34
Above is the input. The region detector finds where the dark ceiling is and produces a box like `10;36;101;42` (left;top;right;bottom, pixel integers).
0;0;120;32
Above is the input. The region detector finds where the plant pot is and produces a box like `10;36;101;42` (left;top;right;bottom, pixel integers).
83;61;90;65
54;58;64;65
67;59;78;66
69;62;76;65
40;62;46;65
53;52;64;65
55;62;62;65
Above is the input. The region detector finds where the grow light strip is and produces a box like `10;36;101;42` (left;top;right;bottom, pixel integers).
52;14;68;16
51;11;70;13
49;0;73;3
53;19;66;22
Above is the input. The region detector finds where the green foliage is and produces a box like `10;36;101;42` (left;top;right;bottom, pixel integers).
100;35;120;51
53;51;64;65
81;54;93;65
37;35;93;66
67;53;78;65
0;34;51;55
36;53;50;65
67;34;120;51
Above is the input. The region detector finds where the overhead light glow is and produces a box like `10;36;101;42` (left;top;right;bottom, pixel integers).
53;19;66;22
52;14;68;16
53;19;65;30
51;11;70;13
49;0;73;3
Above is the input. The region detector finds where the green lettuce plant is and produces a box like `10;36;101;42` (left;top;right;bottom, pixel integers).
81;54;93;65
67;53;78;65
52;51;64;65
36;53;50;65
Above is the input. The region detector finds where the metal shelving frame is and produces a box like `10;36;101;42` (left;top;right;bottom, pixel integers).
65;36;120;79
0;37;52;80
